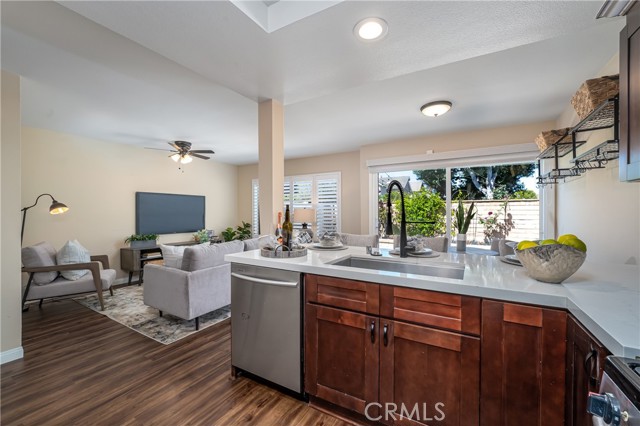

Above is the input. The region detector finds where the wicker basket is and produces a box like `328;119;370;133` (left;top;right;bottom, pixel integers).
534;128;571;152
571;74;619;120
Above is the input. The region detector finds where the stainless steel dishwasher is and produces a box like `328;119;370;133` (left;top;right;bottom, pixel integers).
231;264;302;394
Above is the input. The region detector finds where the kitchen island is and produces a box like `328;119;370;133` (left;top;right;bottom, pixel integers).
226;247;639;426
226;246;639;357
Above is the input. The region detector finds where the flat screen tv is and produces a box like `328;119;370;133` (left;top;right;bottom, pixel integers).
135;192;205;235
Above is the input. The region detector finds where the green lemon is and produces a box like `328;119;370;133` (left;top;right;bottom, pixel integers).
562;237;587;253
541;239;558;245
557;234;578;244
517;240;539;250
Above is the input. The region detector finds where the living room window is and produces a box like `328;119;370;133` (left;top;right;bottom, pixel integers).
252;172;341;237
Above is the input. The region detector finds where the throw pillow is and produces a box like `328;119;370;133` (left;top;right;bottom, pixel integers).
21;241;59;285
56;240;91;280
160;243;208;269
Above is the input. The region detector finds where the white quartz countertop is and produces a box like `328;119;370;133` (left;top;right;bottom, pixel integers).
225;246;640;357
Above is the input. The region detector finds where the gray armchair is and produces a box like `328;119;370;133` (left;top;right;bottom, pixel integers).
143;240;244;329
22;242;116;311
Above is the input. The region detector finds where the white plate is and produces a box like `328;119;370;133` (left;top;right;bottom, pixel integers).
309;244;348;251
389;248;435;257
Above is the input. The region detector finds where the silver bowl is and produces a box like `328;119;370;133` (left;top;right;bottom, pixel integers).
515;244;586;284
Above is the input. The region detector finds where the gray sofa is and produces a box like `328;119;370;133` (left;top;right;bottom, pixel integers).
143;240;246;329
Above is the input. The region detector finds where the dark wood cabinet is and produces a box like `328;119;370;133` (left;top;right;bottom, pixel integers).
481;300;567;426
304;303;379;415
379;320;480;426
620;2;640;182
565;315;610;426
305;277;481;425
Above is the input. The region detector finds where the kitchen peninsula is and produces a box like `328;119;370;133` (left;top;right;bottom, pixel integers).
226;247;639;425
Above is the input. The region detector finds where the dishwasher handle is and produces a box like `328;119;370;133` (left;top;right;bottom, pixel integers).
231;272;299;287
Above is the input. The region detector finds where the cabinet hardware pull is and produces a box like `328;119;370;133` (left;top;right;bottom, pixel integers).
383;324;389;346
370;321;375;343
584;349;598;387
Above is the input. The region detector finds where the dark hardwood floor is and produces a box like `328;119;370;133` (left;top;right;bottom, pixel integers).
1;298;349;426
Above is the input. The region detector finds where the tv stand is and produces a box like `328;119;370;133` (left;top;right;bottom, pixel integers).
120;241;197;286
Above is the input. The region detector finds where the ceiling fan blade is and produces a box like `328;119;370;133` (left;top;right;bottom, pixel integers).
168;142;181;150
145;147;174;152
190;150;215;154
191;153;210;160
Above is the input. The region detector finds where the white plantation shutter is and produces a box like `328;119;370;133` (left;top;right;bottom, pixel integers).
251;172;341;237
291;177;313;229
315;174;340;234
251;179;260;237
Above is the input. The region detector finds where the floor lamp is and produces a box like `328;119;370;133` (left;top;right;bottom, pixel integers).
21;193;69;244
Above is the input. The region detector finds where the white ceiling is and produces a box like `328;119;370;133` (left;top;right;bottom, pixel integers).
0;1;625;165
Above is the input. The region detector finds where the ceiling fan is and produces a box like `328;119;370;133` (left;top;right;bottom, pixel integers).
149;141;215;164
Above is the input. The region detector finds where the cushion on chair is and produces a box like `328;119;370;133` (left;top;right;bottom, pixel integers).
243;238;260;251
21;242;59;285
26;269;116;301
56;240;91;280
160;243;208;269
181;240;244;272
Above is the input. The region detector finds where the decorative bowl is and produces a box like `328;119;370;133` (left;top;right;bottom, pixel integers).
515;244;586;284
318;232;342;247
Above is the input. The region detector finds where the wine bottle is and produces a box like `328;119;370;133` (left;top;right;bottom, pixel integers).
276;211;283;245
282;205;293;250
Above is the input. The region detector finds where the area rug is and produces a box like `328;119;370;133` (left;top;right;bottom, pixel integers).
73;286;230;345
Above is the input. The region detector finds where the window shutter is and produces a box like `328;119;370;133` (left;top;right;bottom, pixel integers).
250;173;341;238
315;174;340;235
291;178;313;229
251;179;259;237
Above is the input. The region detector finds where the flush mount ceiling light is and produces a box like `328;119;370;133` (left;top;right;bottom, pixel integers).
420;101;452;117
354;17;388;41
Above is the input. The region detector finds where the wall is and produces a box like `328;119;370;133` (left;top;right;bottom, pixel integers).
1;70;23;362
358;121;555;233
555;54;640;264
21;127;239;279
237;150;361;233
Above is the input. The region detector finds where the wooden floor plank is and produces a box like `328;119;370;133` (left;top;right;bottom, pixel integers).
1;299;349;426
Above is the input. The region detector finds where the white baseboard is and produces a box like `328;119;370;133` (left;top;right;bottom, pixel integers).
114;277;131;286
0;346;24;364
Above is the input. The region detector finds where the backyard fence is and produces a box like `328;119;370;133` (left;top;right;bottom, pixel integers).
462;199;540;244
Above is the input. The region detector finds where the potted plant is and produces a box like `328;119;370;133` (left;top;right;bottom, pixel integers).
453;199;476;252
221;222;253;242
193;229;209;243
124;233;159;249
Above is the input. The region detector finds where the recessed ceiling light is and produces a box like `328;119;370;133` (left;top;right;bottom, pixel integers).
354;18;388;41
420;101;452;117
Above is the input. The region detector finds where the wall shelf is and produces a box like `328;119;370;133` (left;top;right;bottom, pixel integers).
537;97;618;186
571;140;619;170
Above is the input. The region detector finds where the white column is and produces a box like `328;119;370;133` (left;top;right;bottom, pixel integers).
258;100;284;236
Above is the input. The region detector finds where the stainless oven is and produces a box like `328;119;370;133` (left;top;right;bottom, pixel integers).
588;356;640;425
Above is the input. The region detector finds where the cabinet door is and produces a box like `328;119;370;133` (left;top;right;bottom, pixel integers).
304;303;379;416
379;320;480;426
481;300;567;426
620;3;640;181
565;316;610;426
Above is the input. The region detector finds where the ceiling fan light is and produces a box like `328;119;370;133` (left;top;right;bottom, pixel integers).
420;101;452;117
180;154;193;164
171;153;181;162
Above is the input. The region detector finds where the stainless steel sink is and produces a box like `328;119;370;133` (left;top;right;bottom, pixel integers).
329;256;465;280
